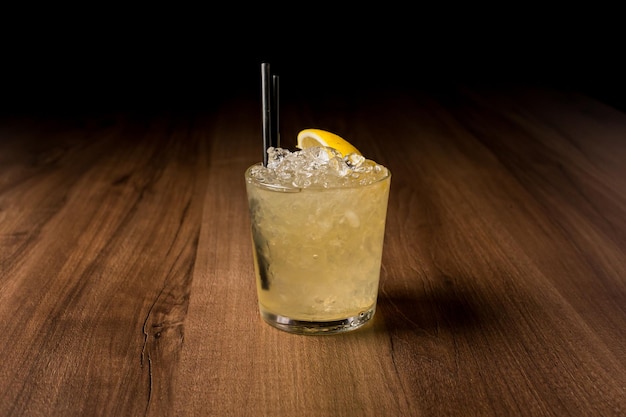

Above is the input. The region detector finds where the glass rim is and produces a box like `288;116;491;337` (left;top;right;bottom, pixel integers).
245;162;391;193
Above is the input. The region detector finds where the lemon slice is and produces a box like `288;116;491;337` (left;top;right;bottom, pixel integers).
296;128;362;156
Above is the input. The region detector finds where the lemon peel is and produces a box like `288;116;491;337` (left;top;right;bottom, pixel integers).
296;129;362;157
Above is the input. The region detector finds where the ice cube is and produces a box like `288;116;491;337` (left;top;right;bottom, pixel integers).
345;153;365;168
250;147;388;189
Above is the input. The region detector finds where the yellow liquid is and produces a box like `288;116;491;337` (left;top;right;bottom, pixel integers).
245;164;390;327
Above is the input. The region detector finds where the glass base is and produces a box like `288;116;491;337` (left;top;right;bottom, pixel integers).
260;306;375;335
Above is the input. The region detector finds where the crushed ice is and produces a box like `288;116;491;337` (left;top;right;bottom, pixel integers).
249;146;389;189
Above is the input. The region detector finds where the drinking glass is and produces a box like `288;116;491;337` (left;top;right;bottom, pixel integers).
245;164;391;334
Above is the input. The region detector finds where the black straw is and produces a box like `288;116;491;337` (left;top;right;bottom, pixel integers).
261;63;272;166
272;74;280;148
261;63;281;166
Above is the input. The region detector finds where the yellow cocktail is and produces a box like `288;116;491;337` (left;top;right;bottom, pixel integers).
245;129;391;334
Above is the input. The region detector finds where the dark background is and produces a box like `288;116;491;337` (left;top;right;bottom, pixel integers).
1;7;624;115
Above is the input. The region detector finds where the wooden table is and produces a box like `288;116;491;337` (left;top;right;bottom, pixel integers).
1;84;624;417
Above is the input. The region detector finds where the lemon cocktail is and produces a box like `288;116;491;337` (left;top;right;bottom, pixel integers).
245;129;391;334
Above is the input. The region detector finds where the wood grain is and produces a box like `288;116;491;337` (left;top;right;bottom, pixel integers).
1;86;624;417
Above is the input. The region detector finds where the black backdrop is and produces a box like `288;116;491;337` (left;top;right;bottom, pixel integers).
2;7;624;114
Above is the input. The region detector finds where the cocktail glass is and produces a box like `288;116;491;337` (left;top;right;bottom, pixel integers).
245;158;391;335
